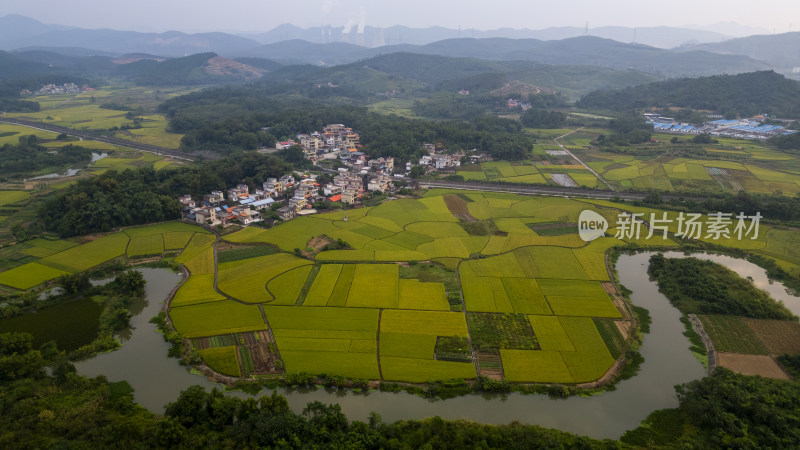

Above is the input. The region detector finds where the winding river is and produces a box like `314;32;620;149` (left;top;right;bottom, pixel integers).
74;253;800;439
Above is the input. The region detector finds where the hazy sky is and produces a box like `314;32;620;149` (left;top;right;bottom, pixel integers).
1;0;795;34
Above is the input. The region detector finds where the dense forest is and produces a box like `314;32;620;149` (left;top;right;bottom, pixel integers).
578;71;800;119
39;153;291;237
622;368;800;447
0;136;93;178
647;254;796;320
159;91;534;161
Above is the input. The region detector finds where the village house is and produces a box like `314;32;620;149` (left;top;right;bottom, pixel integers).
340;188;359;205
226;184;249;203
203;191;225;204
194;205;219;225
263;178;284;194
178;195;195;208
367;174;393;193
276;206;297;221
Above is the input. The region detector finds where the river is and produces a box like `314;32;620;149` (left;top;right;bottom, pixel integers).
74;253;800;439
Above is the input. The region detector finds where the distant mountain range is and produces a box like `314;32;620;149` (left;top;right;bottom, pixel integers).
240;36;770;78
247;23;737;50
0;14;797;89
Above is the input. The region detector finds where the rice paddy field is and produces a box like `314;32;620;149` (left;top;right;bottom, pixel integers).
0;221;209;289
6;86;192;149
167;190;800;383
163;190;695;384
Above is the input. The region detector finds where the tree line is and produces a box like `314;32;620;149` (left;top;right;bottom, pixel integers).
39;153;291;237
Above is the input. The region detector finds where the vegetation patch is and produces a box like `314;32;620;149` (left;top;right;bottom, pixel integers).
466;313;537;353
649;254;796;320
217;245;278;264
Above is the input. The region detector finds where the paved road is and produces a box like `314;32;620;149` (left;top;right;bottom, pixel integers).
0;116;218;161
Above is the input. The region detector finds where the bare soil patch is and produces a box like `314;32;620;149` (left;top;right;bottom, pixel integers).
717;353;791;380
443;194;477;222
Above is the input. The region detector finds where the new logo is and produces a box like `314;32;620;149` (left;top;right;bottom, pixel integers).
578;210;608;242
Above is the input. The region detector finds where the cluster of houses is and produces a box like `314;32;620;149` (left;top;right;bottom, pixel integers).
21;83;94;96
507;98;533;111
276;123;362;163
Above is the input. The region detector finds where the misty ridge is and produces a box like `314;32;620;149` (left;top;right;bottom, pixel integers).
0;14;798;75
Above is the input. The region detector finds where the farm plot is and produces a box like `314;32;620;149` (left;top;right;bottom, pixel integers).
170;274;225;307
397;279;449;310
380;357;475;382
0;262;70;290
198;346;241;377
20;238;78;258
303;264;343;306
346;264;399;308
41;232;130;272
169;300;267;338
501;350;573;383
743;319;800;355
174;234;216;275
163;232;196;250
528;315;575;352
126;235;164;258
265;306;380;379
558;316;615;382
698;315;768;355
217;253;311;303
266;266;312;305
537;279;620;318
379;309;474;382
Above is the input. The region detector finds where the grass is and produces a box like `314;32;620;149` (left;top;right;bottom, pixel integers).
0;262;70;290
217;253;311;303
380;357;476;382
170;274;225;307
198;346;241;377
169;300;267;338
41;232;130;272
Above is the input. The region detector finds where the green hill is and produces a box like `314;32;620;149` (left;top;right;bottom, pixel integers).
577;70;800;118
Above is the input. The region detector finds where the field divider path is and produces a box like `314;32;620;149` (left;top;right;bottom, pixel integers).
376;309;384;380
456;259;481;379
553;127;615;191
689;313;717;375
258;304;283;375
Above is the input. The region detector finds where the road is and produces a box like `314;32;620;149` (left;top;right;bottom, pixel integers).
419;179;706;202
553;127;616;191
0;116;218;162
